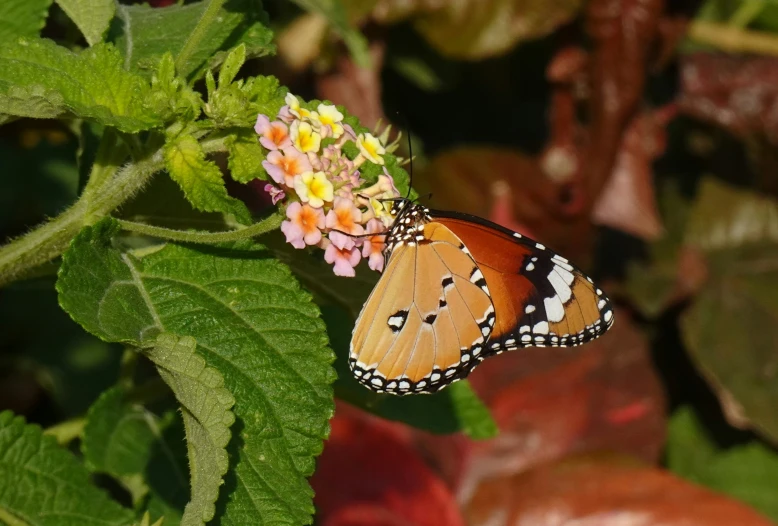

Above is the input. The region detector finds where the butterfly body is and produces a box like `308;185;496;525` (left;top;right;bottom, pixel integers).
349;200;613;396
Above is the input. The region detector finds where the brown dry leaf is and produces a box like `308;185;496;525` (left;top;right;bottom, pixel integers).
464;454;776;526
371;0;583;60
592;108;674;240
418;147;594;262
679;53;778;144
409;309;665;502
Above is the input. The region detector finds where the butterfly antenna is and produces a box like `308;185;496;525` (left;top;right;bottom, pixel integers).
330;228;390;239
405;121;413;200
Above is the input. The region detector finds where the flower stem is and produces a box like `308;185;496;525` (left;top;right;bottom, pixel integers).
118;212;284;243
175;0;228;75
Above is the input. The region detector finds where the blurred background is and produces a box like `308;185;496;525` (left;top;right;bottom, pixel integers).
3;0;778;524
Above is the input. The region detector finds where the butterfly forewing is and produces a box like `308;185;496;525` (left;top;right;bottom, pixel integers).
350;222;495;395
434;213;614;353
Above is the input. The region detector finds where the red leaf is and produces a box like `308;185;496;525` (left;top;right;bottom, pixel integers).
312;402;465;526
464;454;775;525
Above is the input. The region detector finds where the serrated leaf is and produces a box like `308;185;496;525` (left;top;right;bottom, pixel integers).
204;73;287;128
225;128;267;183
218;44;246;87
82;387;188;520
0;39;162;131
681;178;778;445
0;410;135;526
290;0;371;68
164;133;252;224
55;0;114;46
145;333;235;525
667;406;778;521
0;0;52;44
57;219;337;525
113;0;275;79
146;53;203;124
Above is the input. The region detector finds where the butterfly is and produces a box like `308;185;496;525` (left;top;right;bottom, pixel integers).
349;199;614;396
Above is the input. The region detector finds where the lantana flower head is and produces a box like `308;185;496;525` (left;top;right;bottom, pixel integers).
282;202;325;249
263;148;312;187
254;115;292;151
255;92;406;276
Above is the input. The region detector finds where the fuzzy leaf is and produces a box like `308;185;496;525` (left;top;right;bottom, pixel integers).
55;0;114;45
204;73;287;128
0;410;135;526
82;387;188;521
225;128;267;183
57;219;336;525
164;133;252;224
667;406;778;521
146;53;203;124
0;39;161;131
113;0;275;79
0;0;52;43
145;333;235;525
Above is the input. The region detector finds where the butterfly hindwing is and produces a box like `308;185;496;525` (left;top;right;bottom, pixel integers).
349;222;495;395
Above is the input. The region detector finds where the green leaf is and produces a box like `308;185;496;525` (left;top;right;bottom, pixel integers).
0;0;52;44
204;72;287;128
225;128;267;183
290;0;371;68
82;387;188;521
667;406;778;521
55;0;114;45
0;410;135;526
145;333;235;526
57;219;337;525
164;133;252;224
112;0;275;79
680;178;778;445
0;39;162;131
218;44;246;87
145;53;203;124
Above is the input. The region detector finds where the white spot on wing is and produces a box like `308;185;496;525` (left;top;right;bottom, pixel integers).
547;270;572;303
526;262;535;271
533;321;550;334
555;266;575;286
525;304;536;314
604;310;613;323
536;243;546;250
544;295;565;323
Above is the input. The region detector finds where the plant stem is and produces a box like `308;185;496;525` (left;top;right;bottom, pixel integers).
688;21;778;56
175;0;228;75
44;417;85;445
0;149;165;288
118;212;284;243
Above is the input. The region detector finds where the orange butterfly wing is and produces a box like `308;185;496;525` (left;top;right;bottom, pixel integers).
434;212;613;354
350;222;495;395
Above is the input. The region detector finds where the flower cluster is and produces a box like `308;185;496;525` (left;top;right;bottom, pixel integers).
256;93;403;276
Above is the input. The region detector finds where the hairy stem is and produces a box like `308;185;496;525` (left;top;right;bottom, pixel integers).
118;212;284;243
175;0;228;74
0;149;165;288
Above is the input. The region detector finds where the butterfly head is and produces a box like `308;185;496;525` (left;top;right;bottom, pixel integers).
383;199;431;257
